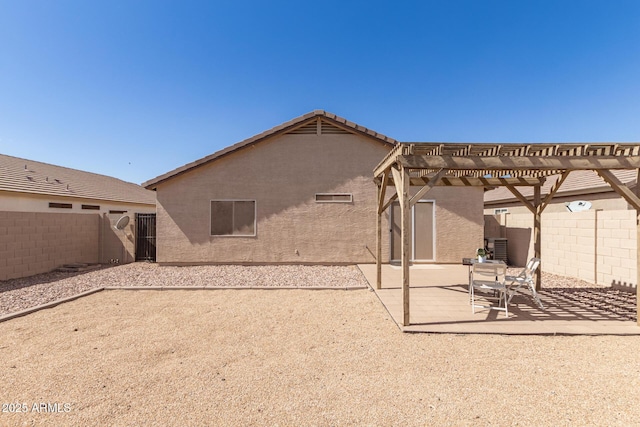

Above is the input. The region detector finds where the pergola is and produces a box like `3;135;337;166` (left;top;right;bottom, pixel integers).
373;142;640;326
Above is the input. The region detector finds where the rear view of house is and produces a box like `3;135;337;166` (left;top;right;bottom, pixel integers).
144;111;484;265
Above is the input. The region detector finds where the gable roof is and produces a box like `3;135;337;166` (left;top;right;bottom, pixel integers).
0;153;156;205
143;110;398;189
484;169;637;205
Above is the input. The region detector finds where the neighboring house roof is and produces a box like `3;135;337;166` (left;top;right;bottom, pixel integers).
0;153;156;205
143;110;398;189
484;169;637;205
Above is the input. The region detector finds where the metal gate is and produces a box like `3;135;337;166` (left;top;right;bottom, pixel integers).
135;213;156;261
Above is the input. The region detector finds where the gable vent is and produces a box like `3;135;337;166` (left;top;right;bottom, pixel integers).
288;121;318;134
321;121;350;134
287;119;352;135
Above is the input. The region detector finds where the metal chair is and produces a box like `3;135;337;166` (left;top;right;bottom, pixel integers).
470;261;509;317
505;257;544;309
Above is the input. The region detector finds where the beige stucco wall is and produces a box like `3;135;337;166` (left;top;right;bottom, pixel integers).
100;213;137;264
0;190;156;215
155;133;484;264
484;210;637;288
0;211;99;280
423;187;484;262
484;191;631;215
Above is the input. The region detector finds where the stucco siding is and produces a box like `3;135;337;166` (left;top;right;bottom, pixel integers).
155;133;391;264
155;132;484;264
0;190;155;215
430;186;484;263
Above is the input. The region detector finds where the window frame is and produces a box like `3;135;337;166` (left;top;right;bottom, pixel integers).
209;199;257;237
314;193;353;203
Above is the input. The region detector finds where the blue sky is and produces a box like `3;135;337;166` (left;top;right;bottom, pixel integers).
1;0;639;185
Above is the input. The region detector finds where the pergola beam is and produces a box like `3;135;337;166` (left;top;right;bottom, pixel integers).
373;142;640;327
377;169;390;215
437;176;545;187
505;185;536;214
390;167;404;205
596;169;640;211
374;176;546;187
540;171;571;212
409;169;445;207
397;155;640;171
381;194;399;213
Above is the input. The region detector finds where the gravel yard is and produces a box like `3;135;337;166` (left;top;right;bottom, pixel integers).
1;287;640;426
0;263;369;317
1;262;636;321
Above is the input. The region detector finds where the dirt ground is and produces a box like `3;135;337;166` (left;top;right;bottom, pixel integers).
2;288;640;426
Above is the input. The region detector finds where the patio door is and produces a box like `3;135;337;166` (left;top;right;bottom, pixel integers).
391;200;435;262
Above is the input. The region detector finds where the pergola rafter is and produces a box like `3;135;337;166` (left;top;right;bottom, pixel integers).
374;142;640;327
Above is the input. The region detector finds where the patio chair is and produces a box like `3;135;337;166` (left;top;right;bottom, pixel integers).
470;261;509;317
505;257;544;309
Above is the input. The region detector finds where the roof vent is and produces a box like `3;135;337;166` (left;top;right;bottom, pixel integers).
321;121;350;134
287;119;351;135
288;121;318;135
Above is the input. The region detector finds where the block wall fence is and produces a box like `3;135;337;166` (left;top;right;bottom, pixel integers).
0;211;135;281
485;210;637;290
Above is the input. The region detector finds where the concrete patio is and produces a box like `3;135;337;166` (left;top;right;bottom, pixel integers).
358;264;640;335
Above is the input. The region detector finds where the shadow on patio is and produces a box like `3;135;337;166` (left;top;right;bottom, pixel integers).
357;264;640;335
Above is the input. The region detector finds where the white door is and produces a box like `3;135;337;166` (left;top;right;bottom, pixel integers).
391;200;435;261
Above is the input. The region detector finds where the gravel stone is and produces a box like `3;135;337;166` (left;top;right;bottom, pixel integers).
0;264;369;316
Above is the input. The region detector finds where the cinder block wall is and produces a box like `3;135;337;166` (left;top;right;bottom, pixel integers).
0;211;99;280
542;211;597;282
596;210;637;289
485;210;637;288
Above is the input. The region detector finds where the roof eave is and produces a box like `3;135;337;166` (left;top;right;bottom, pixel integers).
143;110;398;189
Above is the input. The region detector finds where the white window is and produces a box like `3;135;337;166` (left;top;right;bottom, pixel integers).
494;208;508;214
210;200;256;236
315;193;353;203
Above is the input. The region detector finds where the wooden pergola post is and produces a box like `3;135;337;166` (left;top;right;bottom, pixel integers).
400;166;411;326
533;184;542;291
636;168;640;326
376;182;382;290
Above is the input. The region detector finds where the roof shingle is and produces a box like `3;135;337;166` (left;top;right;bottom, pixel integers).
0;154;156;205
